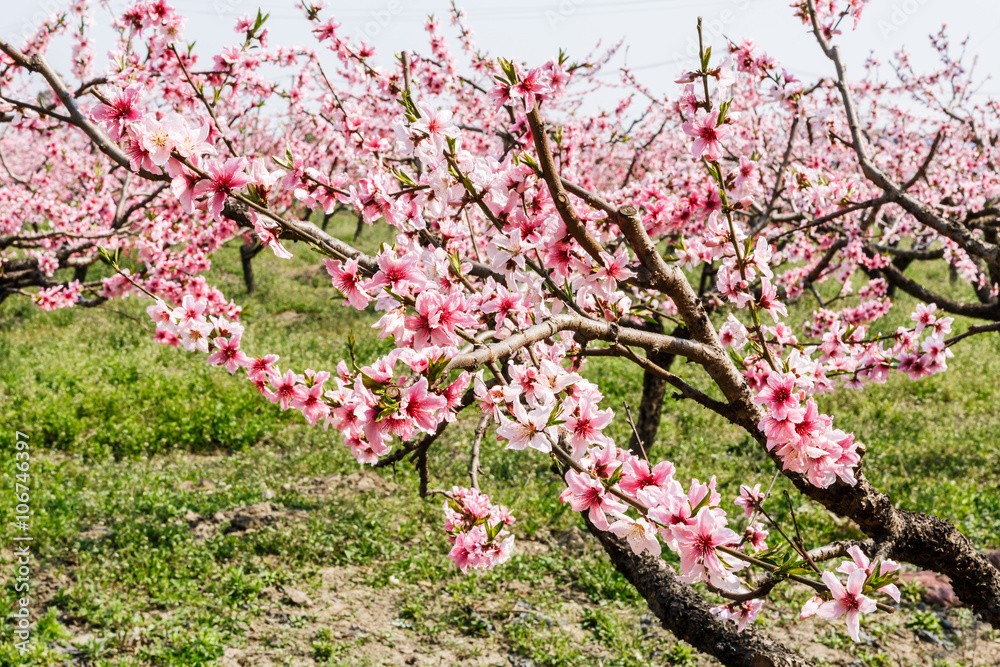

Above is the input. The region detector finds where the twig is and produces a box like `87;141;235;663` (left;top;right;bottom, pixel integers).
784;490;821;573
901;129;943;191
622;401;649;460
945;321;1000;346
469;413;489;490
751;116;800;236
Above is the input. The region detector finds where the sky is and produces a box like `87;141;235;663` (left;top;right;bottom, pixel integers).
3;0;1000;108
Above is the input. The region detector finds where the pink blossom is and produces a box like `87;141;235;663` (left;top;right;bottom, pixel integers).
247;354;280;382
743;522;769;550
474;372;506;420
836;545;901;603
178;319;214;354
505;364;554;408
710;599;764;633
799;595;824;620
404;291;478;351
681;112;732;161
511;67;551;109
608;514;661;556
412;102;460;152
448;525;514;573
270;369;306;410
561;397;614;459
146;300;173;329
91;84;143;141
171;294;207;325
719;315;749;348
153;328;180;347
758;277;787;322
732;156;759;196
487;81;511;114
170;164;203;213
754;372;800;420
193;157;250;222
559;470;627;530
496;401;555;452
324;258;372;309
733;483;765;518
444;488;515;574
758;404;804;449
207;335;250;374
171;117;215;158
139;116;178;166
401;378;447;432
619;458;675;497
674;507;743;590
291;383;329;426
816;570;877;642
252;218;293;260
366;248;426;296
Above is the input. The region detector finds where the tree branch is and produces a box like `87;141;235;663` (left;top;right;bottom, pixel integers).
0;40;169;183
526;105;607;265
804;0;999;268
583;515;815;667
444;314;716;374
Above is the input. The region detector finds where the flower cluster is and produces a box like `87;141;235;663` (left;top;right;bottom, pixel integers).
800;545;900;641
443;486;515;573
147;293;466;465
754;370;861;487
91;84;294;260
32;281;83;311
559;443;749;592
709;599;765;633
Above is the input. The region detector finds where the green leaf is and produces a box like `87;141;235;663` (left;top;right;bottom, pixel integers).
605;464;625;489
253;9;270;32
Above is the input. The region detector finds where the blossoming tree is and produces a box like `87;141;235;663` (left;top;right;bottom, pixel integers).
2;0;999;664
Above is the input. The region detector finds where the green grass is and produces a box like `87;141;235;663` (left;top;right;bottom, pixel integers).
0;216;998;664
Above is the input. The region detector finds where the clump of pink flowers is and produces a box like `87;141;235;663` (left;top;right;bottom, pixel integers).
800;545;900;641
754;369;861;488
555;442;748;592
443;486;515;573
146;292;467;466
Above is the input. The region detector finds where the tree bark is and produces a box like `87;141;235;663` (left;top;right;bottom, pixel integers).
584;515;814;667
240;241;263;295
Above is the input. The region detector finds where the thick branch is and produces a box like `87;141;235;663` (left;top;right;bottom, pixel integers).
583;515;814;667
444;314;716;374
223;198;379;272
526;105;607;265
605;342;736;424
876;256;1000;319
